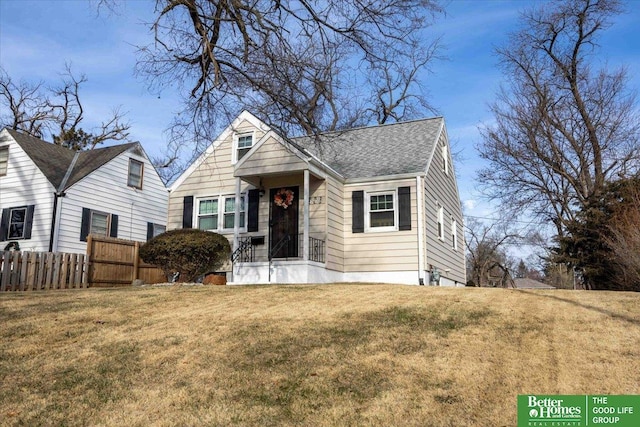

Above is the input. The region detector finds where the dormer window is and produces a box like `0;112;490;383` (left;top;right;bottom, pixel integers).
128;159;144;189
235;133;254;163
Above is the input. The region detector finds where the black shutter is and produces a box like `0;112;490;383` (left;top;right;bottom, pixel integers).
147;222;154;241
247;189;259;232
109;214;118;238
352;191;364;233
0;208;9;241
398;187;411;231
23;205;35;239
80;208;91;242
183;195;194;229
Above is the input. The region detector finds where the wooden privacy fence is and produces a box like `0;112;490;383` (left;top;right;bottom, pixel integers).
0;251;88;291
86;235;166;287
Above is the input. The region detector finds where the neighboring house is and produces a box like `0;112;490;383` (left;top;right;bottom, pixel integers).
0;128;168;254
168;111;465;285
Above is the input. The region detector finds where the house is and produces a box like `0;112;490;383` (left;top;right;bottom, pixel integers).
0;128;168;254
168;111;465;285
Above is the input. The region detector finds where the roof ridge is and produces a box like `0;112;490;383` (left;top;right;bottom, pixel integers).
291;116;444;140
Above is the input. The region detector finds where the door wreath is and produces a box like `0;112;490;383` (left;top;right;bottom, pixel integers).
274;188;295;209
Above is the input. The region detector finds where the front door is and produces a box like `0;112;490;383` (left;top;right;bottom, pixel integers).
269;186;299;259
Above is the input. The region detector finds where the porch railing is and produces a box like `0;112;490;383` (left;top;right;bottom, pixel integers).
231;237;255;263
308;236;325;263
231;234;325;263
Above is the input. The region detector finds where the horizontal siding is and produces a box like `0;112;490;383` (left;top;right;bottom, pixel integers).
308;177;326;237
325;177;344;271
342;179;418;272
169;122;332;265
168;135;238;230
56;151;168;254
235;136;308;176
424;131;466;284
0;135;55;252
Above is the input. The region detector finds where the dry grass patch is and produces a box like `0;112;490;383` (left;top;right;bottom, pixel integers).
1;284;639;426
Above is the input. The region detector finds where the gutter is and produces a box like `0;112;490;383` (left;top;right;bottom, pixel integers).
344;172;425;185
49;151;80;252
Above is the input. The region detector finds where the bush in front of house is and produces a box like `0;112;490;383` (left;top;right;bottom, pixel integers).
139;229;231;283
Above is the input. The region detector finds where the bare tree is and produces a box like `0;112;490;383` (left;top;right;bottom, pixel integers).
0;65;130;150
477;0;640;239
132;0;444;142
0;69;54;138
465;218;519;287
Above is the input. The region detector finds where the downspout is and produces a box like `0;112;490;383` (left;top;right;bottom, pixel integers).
49;151;80;252
416;175;425;285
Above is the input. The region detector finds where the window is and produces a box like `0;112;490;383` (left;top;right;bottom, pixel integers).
223;196;245;229
147;223;166;240
234;133;254;162
442;141;449;175
0;205;35;241
198;198;219;230
365;191;397;232
8;207;27;239
437;205;444;241
451;219;458;250
198;194;246;231
0;146;8;176
90;211;110;237
128;159;144;189
80;208;117;241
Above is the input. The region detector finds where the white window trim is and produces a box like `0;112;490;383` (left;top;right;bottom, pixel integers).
222;195;246;231
437;204;445;241
232;131;256;164
442;142;449;175
8;207;27;239
364;190;398;233
451;219;458;250
196;193;247;232
0;145;8;176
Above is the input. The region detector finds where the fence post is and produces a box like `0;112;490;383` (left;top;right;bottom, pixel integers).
10;251;19;291
86;235;93;287
133;241;140;283
45;252;54;290
1;251;10;292
19;251;29;291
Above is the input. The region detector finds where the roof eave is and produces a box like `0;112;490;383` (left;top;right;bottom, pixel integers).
344;171;426;185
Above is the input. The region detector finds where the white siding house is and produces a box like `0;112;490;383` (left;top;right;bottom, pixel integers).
167;111;466;286
0;128;168;254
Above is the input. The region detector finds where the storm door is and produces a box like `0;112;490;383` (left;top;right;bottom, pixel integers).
269;186;299;258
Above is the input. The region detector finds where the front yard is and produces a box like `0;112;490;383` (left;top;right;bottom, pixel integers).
1;284;639;426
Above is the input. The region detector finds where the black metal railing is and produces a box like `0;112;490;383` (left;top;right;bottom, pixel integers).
269;235;293;260
308;236;325;263
233;234;325;263
232;237;255;263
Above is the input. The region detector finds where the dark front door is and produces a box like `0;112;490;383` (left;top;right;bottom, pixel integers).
269;186;299;259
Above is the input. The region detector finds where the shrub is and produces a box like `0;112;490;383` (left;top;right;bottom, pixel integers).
139;229;231;283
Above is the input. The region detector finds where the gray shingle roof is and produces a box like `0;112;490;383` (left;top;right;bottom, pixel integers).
293;117;443;179
4;128;137;190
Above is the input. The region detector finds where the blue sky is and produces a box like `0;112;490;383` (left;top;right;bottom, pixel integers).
1;0;639;221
